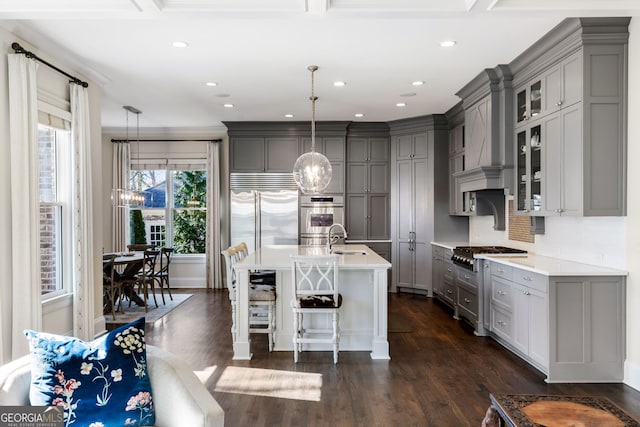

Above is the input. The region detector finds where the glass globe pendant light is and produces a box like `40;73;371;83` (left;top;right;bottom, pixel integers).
293;65;332;194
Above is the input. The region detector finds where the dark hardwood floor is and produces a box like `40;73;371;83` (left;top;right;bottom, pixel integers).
145;289;640;426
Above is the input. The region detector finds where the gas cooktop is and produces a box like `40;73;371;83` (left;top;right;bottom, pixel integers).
452;246;527;270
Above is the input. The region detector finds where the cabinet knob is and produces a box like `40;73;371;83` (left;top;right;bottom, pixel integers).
498;290;506;295
464;275;471;280
523;276;533;282
497;268;504;273
446;289;453;294
464;298;471;304
556;100;563;106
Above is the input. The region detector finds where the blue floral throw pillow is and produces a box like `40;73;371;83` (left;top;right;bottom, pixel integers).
24;317;155;427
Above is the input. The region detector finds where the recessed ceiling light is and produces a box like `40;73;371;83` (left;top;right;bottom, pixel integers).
354;113;364;118
333;81;346;87
223;103;234;108
396;103;406;107
205;82;218;87
172;41;189;48
440;40;456;48
412;81;424;86
284;114;294;118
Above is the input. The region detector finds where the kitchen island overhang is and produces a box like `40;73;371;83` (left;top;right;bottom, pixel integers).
232;245;392;360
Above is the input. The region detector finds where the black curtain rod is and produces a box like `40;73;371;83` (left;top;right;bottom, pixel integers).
12;42;89;88
111;138;222;143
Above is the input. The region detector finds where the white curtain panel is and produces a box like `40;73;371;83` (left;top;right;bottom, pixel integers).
70;84;95;340
206;141;222;289
112;141;130;251
7;54;42;358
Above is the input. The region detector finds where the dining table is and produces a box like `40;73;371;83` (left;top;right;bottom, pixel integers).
102;251;146;307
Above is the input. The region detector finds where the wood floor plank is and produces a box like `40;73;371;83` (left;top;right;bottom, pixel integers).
145;289;640;426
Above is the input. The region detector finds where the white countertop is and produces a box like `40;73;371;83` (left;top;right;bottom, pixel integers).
479;253;628;277
430;241;469;250
235;244;391;270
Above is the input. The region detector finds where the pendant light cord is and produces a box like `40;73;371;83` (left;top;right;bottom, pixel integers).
308;65;318;153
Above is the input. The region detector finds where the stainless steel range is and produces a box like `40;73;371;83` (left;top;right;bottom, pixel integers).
452;246;527;271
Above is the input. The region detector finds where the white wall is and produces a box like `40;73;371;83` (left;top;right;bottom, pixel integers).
469;15;640;390
0;28;104;360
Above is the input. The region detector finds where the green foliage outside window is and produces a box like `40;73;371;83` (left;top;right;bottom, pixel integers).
130;209;147;244
173;170;207;254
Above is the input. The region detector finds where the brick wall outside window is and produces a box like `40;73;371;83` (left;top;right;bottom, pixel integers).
39;128;59;294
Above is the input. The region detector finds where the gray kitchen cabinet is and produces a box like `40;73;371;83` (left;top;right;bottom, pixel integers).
510;17;629;217
433;245;457;310
301;136;346;194
448;121;465;215
455;266;481;332
230;136;300;172
487;259;626;382
431;245;444;298
390;115;468;295
345;131;390;240
301;136;345;162
453;66;514;197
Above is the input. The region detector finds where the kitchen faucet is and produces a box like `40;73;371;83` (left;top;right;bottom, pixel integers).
327;223;348;253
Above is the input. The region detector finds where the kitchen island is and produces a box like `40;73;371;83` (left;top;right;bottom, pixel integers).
233;244;392;360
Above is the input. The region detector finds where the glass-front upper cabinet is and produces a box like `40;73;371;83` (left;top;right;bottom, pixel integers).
516;79;543;125
515;124;542;214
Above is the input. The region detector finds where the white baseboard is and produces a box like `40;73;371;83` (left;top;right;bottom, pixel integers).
170;278;207;288
625;360;640;392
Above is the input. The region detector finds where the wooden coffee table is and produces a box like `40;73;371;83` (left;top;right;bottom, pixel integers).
489;394;640;427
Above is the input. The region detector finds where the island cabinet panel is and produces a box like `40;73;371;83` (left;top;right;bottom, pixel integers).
511;17;629;217
486;258;626;382
390;115;468;296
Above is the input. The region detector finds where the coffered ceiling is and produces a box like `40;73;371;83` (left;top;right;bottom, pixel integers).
1;0;638;131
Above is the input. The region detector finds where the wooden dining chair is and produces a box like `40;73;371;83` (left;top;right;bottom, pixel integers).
133;249;160;312
127;243;156;252
102;254;123;320
154;247;174;304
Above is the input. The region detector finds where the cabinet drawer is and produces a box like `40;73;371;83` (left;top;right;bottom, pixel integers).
456;267;479;289
491;306;513;342
492;278;513;311
491;263;513;280
513;269;547;293
443;261;455;280
442;279;456;305
457;285;478;317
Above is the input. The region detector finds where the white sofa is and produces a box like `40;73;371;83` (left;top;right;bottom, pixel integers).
0;345;224;427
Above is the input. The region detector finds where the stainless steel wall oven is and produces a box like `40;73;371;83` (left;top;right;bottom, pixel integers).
299;195;344;245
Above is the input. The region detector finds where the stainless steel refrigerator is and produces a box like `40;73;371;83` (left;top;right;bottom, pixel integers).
230;173;298;253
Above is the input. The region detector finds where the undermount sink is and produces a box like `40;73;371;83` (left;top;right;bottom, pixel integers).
332;249;368;255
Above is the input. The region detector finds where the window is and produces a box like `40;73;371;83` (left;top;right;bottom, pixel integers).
38;124;71;296
128;166;207;255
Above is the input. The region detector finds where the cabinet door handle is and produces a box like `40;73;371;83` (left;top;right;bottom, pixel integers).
464;275;471;280
463;298;471;304
447;268;453;273
498;290;506;296
522;290;530;295
446;289;453;294
497;268;504;273
523;276;533;282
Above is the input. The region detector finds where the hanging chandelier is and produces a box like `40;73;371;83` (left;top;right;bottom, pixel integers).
111;106;149;208
292;65;332;194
